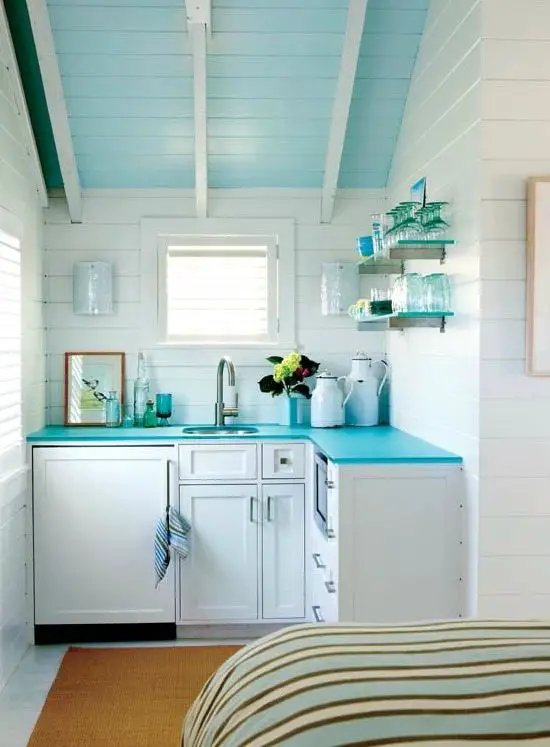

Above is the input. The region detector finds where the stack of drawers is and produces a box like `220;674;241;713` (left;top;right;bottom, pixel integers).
310;480;339;623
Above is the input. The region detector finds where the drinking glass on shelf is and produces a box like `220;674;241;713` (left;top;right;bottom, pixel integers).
422;202;450;240
155;393;173;426
383;209;399;251
424;273;452;312
371;213;388;258
395;202;422;242
402;272;426;312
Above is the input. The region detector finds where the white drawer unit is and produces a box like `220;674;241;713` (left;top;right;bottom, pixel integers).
262;442;306;480
178;442;257;481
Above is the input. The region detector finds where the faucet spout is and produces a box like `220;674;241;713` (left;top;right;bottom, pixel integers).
215;356;238;426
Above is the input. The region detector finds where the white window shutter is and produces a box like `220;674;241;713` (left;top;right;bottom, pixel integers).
0;227;22;474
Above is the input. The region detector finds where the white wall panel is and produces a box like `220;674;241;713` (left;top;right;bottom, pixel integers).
44;189;387;425
0;24;45;692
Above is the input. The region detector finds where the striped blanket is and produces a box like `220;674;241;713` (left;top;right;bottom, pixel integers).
183;620;550;746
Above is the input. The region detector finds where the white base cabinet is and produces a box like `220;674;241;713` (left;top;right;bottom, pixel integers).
178;484;259;621
33;446;176;625
310;461;464;625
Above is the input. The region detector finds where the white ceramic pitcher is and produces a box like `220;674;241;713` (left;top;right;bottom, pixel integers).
310;371;353;428
342;353;389;426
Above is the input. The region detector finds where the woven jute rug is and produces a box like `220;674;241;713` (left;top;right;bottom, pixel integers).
27;645;240;747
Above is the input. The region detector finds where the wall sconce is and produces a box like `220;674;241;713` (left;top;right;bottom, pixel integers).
73;261;113;315
320;261;359;316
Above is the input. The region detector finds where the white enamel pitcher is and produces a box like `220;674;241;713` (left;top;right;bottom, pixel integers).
310;371;353;428
342;353;389;426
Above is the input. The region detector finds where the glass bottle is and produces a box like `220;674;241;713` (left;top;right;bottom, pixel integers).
133;351;150;427
104;391;121;427
143;400;157;428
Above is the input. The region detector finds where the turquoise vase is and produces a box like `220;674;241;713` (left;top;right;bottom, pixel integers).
278;394;300;427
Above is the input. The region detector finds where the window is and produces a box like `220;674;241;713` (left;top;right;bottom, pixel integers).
143;219;295;347
0;225;22;474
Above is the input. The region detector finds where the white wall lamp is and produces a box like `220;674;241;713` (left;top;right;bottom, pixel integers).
320;261;359;316
73;261;114;315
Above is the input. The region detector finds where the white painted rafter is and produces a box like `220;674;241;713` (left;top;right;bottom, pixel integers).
320;0;369;224
25;0;82;222
185;1;210;218
0;0;47;207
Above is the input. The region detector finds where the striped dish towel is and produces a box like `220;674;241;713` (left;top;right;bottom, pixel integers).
154;507;191;588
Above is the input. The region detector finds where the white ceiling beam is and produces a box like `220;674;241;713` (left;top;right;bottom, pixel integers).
185;0;210;218
25;0;82;222
0;0;48;208
320;0;369;224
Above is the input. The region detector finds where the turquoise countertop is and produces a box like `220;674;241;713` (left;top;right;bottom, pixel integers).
26;425;462;465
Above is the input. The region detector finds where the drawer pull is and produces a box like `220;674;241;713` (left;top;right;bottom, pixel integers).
312;553;326;569
326;521;336;540
324;580;337;594
325;479;335;489
266;495;273;522
312;605;324;623
280;457;290;465
249;496;255;523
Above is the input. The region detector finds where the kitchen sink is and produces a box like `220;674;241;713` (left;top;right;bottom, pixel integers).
181;426;259;436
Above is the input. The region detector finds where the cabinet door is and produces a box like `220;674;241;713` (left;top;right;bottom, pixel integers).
179;484;259;621
262;483;305;619
33;446;176;625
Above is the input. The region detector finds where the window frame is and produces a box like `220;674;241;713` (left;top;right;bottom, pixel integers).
141;218;296;350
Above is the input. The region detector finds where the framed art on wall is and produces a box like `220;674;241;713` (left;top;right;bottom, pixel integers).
64;352;125;425
527;177;550;375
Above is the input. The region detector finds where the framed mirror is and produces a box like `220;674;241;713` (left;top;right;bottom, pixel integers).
527;177;550;375
64;352;125;425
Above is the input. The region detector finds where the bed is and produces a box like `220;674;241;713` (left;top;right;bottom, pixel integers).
183;620;550;746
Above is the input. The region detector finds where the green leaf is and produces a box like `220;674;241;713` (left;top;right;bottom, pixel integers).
258;375;284;395
266;356;283;364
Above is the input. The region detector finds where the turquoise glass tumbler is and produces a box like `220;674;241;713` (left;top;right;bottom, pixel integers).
155;393;173;426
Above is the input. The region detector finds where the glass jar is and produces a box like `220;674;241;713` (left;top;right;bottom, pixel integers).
143;400;157;428
104;391;121;427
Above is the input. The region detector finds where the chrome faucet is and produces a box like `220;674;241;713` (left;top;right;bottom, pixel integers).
215;356;238;426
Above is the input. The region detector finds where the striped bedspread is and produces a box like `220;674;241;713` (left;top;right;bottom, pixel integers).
183;620;550;746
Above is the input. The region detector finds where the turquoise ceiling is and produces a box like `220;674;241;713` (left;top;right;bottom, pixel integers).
9;0;428;190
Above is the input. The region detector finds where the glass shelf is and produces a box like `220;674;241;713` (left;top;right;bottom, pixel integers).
357;240;454;274
356;311;454;333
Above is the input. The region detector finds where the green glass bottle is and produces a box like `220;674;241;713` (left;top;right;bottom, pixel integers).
143;400;157;428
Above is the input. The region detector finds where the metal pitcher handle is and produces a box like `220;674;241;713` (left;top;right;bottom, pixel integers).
337;376;354;407
371;360;390;397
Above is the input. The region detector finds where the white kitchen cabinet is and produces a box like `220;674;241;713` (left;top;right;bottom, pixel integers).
310;461;464;625
261;483;305;619
178;484;259;621
33;446;175;626
178;443;257;481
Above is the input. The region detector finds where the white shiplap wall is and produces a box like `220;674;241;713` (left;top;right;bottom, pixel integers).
44;189;387;425
387;0;482;615
0;29;45;689
478;0;550;618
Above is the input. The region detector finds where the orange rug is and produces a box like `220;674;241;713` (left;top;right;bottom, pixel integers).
27;645;240;747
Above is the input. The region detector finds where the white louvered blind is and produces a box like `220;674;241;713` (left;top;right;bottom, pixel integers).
0;227;22;474
162;236;278;343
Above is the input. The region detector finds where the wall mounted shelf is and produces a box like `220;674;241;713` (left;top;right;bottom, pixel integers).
357;240;454;275
356;312;454;334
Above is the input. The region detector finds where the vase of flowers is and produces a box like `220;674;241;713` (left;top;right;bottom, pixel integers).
258;351;320;426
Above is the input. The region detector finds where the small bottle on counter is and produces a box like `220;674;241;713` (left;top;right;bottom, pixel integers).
143;400;157;428
133;351;150;427
104;391;121;427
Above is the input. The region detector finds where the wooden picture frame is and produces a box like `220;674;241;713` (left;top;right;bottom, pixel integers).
527;177;550;375
64;352;125;426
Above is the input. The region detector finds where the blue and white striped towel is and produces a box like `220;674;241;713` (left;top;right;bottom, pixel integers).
155;507;191;588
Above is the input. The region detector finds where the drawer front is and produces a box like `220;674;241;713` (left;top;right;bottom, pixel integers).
262;442;305;480
179;443;257;480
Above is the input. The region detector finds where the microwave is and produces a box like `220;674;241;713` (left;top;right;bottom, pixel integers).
313;451;330;538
